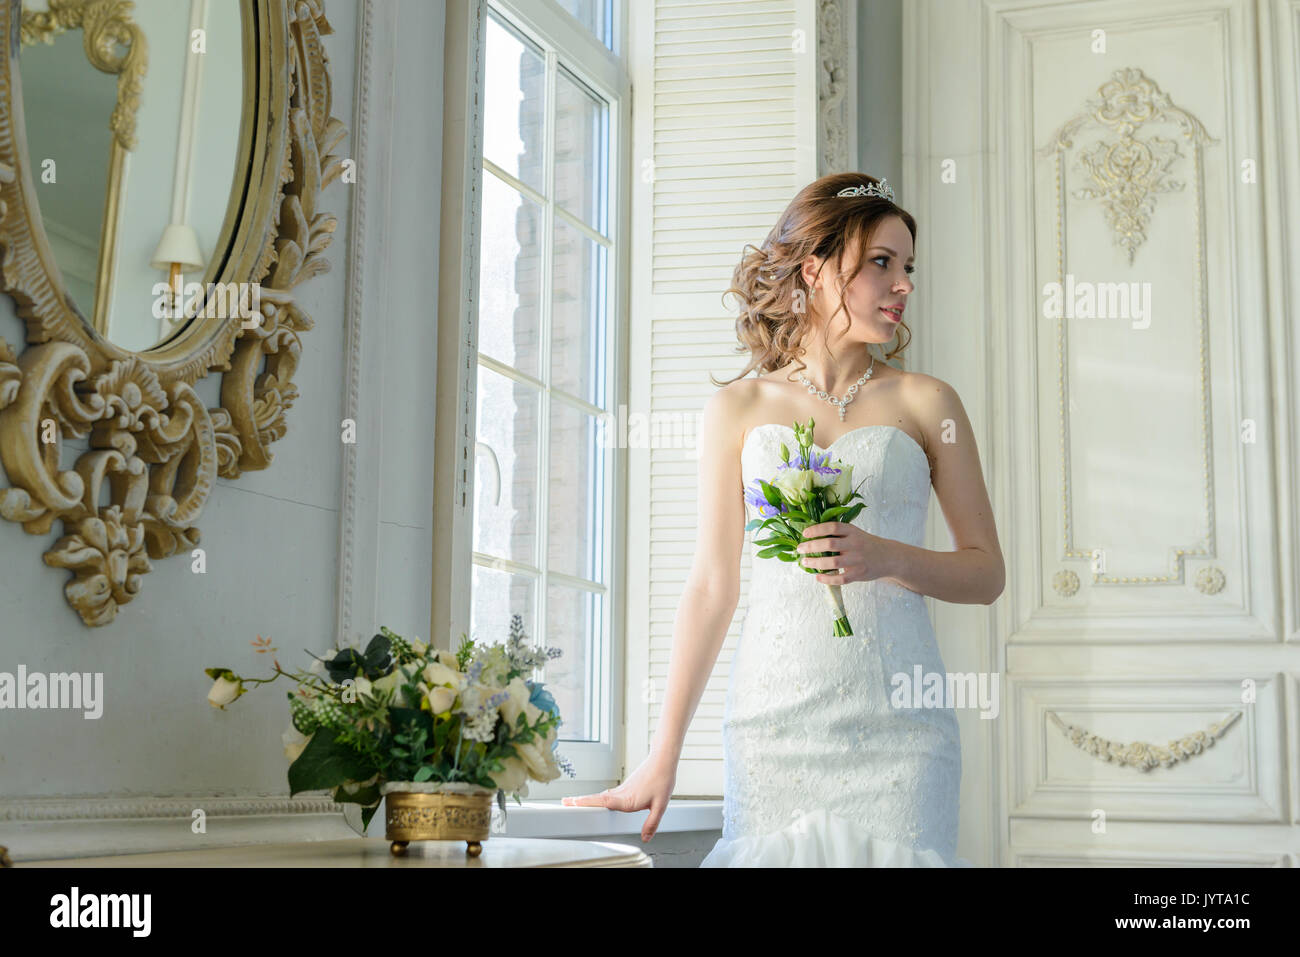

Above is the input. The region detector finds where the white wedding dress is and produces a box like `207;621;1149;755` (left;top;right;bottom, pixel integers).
700;422;971;867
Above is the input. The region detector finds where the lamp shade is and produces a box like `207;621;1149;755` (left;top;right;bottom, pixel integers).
149;223;205;271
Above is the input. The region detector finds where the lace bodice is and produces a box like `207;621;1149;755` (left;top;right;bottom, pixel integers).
703;421;964;866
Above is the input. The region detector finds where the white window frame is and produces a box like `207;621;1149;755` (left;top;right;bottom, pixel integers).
436;0;631;792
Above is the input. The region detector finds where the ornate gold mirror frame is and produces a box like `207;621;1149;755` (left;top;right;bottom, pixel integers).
0;0;347;626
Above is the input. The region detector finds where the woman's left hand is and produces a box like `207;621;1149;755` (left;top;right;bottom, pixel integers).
796;522;897;585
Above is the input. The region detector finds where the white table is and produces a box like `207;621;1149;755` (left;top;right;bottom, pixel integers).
22;836;653;868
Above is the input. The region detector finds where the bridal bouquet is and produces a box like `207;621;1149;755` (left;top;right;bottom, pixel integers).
743;417;869;636
203;615;575;830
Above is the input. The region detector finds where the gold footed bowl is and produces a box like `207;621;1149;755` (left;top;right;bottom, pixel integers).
384;786;496;857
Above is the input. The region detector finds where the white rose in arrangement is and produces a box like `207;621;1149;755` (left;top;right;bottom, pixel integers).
829;462;854;504
772;467;814;501
411;637;428;655
498;676;543;730
436;649;460;671
282;726;311;762
421;683;457;714
353;676;373;698
206;675;243;709
515;726;562;784
490;753;529;793
422;661;465;689
370;668;407;698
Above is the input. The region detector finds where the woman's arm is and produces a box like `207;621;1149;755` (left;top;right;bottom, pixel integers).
648;383;749;764
882;374;1005;605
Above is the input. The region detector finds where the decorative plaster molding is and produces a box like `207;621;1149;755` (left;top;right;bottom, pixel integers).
816;0;853;175
336;0;378;649
1048;710;1241;771
1052;568;1080;597
0;794;339;820
1038;67;1219;587
1194;565;1226;595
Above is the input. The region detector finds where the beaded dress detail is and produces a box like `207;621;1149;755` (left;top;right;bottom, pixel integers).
699;423;970;867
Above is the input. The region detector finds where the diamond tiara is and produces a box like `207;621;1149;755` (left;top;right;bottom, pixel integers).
836;178;895;202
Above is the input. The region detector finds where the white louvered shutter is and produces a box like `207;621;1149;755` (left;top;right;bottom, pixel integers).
625;0;818;794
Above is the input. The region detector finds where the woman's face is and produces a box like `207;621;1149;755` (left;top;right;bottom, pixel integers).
806;215;915;345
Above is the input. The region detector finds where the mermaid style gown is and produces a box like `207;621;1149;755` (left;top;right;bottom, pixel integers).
700;423;971;867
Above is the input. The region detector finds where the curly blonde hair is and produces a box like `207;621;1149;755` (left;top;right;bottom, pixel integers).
711;172;917;388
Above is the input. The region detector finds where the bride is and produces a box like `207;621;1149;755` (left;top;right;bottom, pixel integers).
562;173;1004;866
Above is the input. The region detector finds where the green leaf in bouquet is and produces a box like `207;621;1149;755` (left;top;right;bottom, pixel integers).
288;731;378;796
744;518;763;532
323;647;365;684
840;502;867;523
820;504;849;519
413;765;436;782
756;545;786;559
334;779;382;810
776;552;798;562
362;634;393;677
758;479;783;507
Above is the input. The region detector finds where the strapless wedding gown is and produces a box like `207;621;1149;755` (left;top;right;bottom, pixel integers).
700;422;970;867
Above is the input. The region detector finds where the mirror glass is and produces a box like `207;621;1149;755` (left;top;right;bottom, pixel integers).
20;0;245;353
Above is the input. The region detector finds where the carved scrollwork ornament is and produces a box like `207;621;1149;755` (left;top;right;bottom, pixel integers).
0;0;347;626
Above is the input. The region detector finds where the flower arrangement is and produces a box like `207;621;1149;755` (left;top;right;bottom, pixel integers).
743;417;870;636
204;615;576;830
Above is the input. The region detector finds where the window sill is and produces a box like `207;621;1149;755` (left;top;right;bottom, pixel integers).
496;798;722;839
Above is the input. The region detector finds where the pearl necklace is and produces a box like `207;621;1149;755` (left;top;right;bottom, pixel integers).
798;357;874;421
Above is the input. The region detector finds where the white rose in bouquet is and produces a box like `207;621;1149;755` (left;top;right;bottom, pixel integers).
370;667;406;697
420;683;457;714
499;676;543;730
282;726;311;762
436;649;460;671
206;674;244;709
422;661;465;689
490;753;529;794
772;467;813;501
828;462;855;505
515;725;562;784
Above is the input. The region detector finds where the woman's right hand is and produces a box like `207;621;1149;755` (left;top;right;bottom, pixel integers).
560;751;678;842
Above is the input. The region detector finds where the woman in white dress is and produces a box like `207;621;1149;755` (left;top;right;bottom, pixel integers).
563;173;1004;866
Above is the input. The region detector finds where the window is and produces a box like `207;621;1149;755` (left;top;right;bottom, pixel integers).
469;1;626;783
554;0;615;53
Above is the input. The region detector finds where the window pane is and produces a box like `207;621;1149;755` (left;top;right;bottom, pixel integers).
478;174;543;376
546;583;601;740
550;217;607;406
472;565;537;648
484;13;546;193
474;366;539;565
554;68;608;235
548;401;606;582
554;0;613;51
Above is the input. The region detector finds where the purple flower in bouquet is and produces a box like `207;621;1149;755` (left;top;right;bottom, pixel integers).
744;478;787;517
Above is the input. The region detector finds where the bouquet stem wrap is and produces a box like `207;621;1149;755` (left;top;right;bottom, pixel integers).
823;583;852;636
